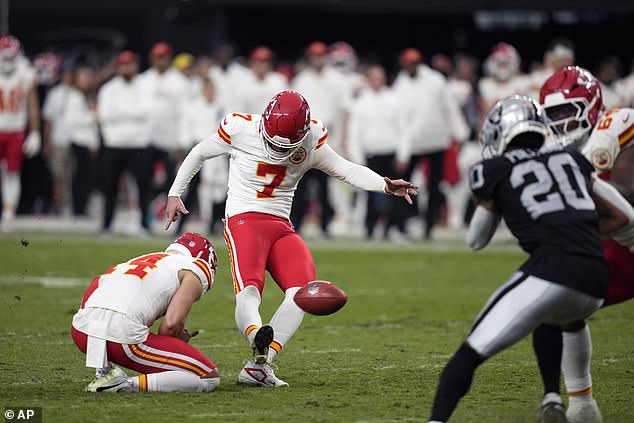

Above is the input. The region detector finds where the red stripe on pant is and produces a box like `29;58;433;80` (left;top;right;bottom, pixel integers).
71;327;216;375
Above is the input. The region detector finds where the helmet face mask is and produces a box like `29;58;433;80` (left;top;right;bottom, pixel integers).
0;35;22;75
484;42;520;82
479;95;551;159
539;66;603;147
260;90;311;162
260;119;306;162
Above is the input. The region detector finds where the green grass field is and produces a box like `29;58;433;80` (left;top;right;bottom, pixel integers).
0;234;632;422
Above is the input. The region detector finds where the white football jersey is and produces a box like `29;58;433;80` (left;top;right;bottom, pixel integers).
582;107;634;251
72;252;214;343
478;75;529;111
0;62;36;132
216;112;329;219
582;107;634;171
168;112;386;219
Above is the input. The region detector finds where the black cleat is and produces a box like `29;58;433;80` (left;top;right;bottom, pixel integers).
252;325;274;365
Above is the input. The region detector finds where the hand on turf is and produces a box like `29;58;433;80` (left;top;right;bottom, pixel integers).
180;329;199;343
383;177;418;205
164;196;189;230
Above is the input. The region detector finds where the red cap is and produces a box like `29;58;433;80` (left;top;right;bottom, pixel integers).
149;42;173;57
250;46;273;62
116;50;139;65
306;41;328;56
399;48;423;64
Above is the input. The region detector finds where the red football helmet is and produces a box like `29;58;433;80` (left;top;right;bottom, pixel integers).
539;66;603;146
484;42;520;81
165;232;218;273
0;35;22;75
0;35;21;56
260;90;311;162
34;51;62;85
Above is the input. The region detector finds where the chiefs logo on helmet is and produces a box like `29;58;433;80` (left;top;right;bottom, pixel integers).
165;232;218;272
260;91;311;162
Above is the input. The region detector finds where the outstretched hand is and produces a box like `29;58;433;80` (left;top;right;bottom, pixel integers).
384;177;419;205
165;196;189;230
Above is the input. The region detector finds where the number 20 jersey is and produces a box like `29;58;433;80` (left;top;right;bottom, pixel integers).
470;146;603;259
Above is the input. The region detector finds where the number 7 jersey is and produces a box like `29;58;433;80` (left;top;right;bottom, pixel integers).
469;145;603;259
213;112;329;219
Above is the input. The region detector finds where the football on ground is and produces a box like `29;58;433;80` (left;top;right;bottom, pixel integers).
293;281;348;315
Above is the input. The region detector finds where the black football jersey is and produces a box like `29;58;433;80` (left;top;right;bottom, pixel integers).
469;146;609;297
469;145;603;257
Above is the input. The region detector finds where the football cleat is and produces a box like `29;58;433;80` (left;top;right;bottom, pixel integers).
539;402;568;423
238;360;288;388
566;397;603;423
85;366;131;393
251;325;274;365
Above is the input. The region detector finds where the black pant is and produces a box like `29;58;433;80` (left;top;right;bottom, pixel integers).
17;154;53;215
101;146;153;231
290;169;334;235
365;153;399;238
149;146;176;198
392;149;446;239
71;143;96;216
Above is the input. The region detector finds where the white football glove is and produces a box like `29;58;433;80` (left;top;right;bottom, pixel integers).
23;131;41;158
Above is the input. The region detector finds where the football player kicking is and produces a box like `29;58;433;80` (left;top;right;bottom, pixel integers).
71;233;220;393
165;90;418;387
531;66;634;423
427;96;618;423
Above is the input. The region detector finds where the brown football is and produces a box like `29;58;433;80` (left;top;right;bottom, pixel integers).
293;281;348;316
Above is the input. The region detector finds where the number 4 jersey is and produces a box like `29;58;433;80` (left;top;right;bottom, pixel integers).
169;112;386;220
469;146;608;297
72;252;214;344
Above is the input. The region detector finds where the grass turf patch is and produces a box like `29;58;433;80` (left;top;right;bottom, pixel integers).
0;234;632;422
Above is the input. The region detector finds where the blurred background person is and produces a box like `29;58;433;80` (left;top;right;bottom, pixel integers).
478;42;528;123
172;52;198;99
0;35;41;232
138;41;188;207
97;51;152;235
347;63;406;240
291;40;346;238
594;55;628;110
327;41;367;235
61;63;100;218
187;54;213;101
237;46;288;114
445;53;482;230
176;77;227;235
526;38;575;101
42;62;72;216
392;47;469;240
208;41;249;112
430;53;454;78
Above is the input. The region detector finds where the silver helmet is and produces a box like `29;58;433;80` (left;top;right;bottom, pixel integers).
479;95;551;158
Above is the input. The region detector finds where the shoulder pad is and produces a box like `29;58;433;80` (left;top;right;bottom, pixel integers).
217;112;255;145
310;119;328;150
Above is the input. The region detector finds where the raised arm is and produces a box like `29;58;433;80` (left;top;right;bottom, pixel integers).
309;144;418;204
